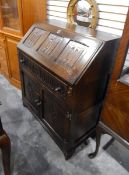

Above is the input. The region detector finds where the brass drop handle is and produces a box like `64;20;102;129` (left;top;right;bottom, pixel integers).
54;87;61;92
34;99;39;103
34;99;41;106
36;101;41;106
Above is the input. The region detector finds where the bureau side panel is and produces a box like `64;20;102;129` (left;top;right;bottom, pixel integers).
71;39;119;140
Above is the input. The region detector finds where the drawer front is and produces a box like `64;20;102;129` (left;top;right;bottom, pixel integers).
19;51;72;98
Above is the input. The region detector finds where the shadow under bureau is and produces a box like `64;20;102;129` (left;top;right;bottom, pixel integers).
17;20;119;159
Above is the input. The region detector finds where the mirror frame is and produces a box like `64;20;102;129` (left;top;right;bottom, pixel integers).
67;0;98;29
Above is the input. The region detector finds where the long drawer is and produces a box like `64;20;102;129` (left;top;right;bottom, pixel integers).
18;51;72;98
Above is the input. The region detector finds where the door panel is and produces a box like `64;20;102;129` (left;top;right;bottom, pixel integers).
22;71;42;118
43;91;70;140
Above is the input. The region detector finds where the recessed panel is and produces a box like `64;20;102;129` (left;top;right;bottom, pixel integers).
55;41;88;68
37;34;63;56
24;28;47;48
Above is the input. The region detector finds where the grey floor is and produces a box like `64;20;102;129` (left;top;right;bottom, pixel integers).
0;75;129;175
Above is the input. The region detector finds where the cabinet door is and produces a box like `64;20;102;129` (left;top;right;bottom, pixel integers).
22;71;42;118
0;37;9;77
6;37;20;87
43;91;71;140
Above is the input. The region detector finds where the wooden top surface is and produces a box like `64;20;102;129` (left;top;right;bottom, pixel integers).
45;19;119;42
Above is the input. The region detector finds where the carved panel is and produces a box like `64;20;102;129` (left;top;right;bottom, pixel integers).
38;34;63;56
23;72;42;116
24;28;48;48
44;91;70;140
55;41;88;68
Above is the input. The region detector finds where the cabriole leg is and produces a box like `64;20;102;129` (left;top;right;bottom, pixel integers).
88;126;103;158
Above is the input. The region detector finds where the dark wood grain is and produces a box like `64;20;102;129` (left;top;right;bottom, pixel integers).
17;20;119;159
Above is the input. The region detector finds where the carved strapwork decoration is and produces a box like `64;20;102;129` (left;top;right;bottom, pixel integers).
67;0;98;29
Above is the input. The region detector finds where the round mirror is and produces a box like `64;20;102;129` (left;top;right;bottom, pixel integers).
67;0;98;29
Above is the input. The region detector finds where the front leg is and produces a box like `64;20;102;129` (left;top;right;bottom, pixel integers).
64;149;75;160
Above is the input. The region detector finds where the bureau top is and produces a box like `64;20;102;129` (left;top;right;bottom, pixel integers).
17;20;119;85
